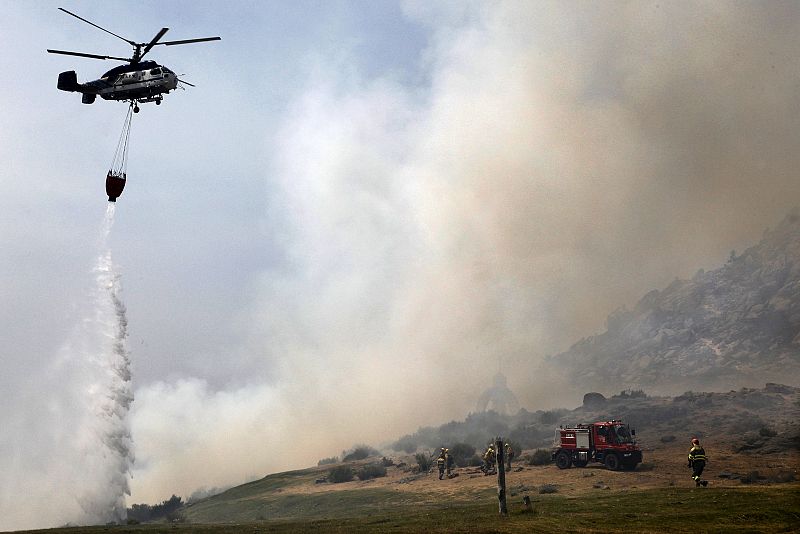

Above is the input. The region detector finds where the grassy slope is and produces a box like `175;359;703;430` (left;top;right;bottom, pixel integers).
11;485;800;533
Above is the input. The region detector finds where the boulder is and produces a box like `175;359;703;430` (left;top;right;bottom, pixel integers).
582;392;607;409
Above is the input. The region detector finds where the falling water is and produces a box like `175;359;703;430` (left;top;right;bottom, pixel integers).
72;203;135;524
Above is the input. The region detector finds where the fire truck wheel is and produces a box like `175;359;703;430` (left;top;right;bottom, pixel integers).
604;453;621;471
555;451;572;469
574;460;588;468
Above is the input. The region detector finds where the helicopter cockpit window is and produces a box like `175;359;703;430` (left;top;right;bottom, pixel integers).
150;68;162;75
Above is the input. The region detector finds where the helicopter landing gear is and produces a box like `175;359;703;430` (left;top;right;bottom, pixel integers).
133;104;140;113
155;98;161;106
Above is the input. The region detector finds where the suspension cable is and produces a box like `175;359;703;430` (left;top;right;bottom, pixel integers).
110;103;134;175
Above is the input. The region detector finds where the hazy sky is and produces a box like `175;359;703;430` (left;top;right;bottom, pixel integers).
1;0;799;529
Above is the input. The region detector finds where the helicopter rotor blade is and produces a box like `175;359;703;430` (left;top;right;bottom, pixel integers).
47;48;130;61
177;78;196;87
138;28;169;60
158;36;221;46
57;7;135;46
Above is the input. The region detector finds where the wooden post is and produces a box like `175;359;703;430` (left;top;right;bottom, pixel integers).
496;436;508;515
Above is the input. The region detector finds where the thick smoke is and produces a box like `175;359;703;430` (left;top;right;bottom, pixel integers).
127;1;800;504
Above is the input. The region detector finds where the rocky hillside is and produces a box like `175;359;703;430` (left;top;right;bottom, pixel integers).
549;209;800;393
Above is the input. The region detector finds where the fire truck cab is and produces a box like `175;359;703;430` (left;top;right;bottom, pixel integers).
552;420;642;471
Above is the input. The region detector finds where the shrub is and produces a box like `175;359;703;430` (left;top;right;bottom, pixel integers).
415;453;433;472
467;454;483;467
317;456;338;466
527;449;552;466
740;471;763;484
381;456;394;467
356;463;387;481
328;465;354;483
660;435;676;443
770;470;796;483
759;427;778;438
449;442;477;467
342;445;379;461
539;484;558;494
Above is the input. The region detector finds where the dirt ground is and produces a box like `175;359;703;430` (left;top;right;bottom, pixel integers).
281;441;798;501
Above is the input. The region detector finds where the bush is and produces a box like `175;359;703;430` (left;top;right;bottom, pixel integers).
769;470;796;483
415;453;432;473
759;427;778;438
467;454;483;467
660;435;676;443
381;456;394;467
342;445;379;461
126;495;183;524
356;463;387;481
448;442;476;467
317;456;339;466
539;484;558;494
328;465;354;483
740;471;764;484
527;449;552;466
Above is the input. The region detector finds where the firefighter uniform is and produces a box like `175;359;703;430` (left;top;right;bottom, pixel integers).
688;439;708;487
483;446;496;475
437;449;446;480
445;449;454;477
505;443;514;471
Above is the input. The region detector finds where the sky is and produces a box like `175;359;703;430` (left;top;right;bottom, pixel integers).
1;0;799;529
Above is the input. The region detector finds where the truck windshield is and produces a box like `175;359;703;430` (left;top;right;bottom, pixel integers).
614;425;633;443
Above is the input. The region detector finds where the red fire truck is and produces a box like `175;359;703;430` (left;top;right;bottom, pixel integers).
552;420;642;470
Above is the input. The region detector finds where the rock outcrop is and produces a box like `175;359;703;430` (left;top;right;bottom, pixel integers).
550;209;800;393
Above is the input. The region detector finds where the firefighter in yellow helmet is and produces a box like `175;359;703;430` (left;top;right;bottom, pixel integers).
688;438;708;487
436;448;446;480
482;445;496;476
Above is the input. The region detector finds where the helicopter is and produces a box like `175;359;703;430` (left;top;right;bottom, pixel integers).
48;8;220;112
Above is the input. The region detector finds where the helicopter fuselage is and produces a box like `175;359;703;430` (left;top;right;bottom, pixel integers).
58;60;178;105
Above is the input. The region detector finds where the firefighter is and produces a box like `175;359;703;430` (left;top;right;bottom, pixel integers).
483;445;496;475
505;443;515;471
436;448;446;480
688;438;708;487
